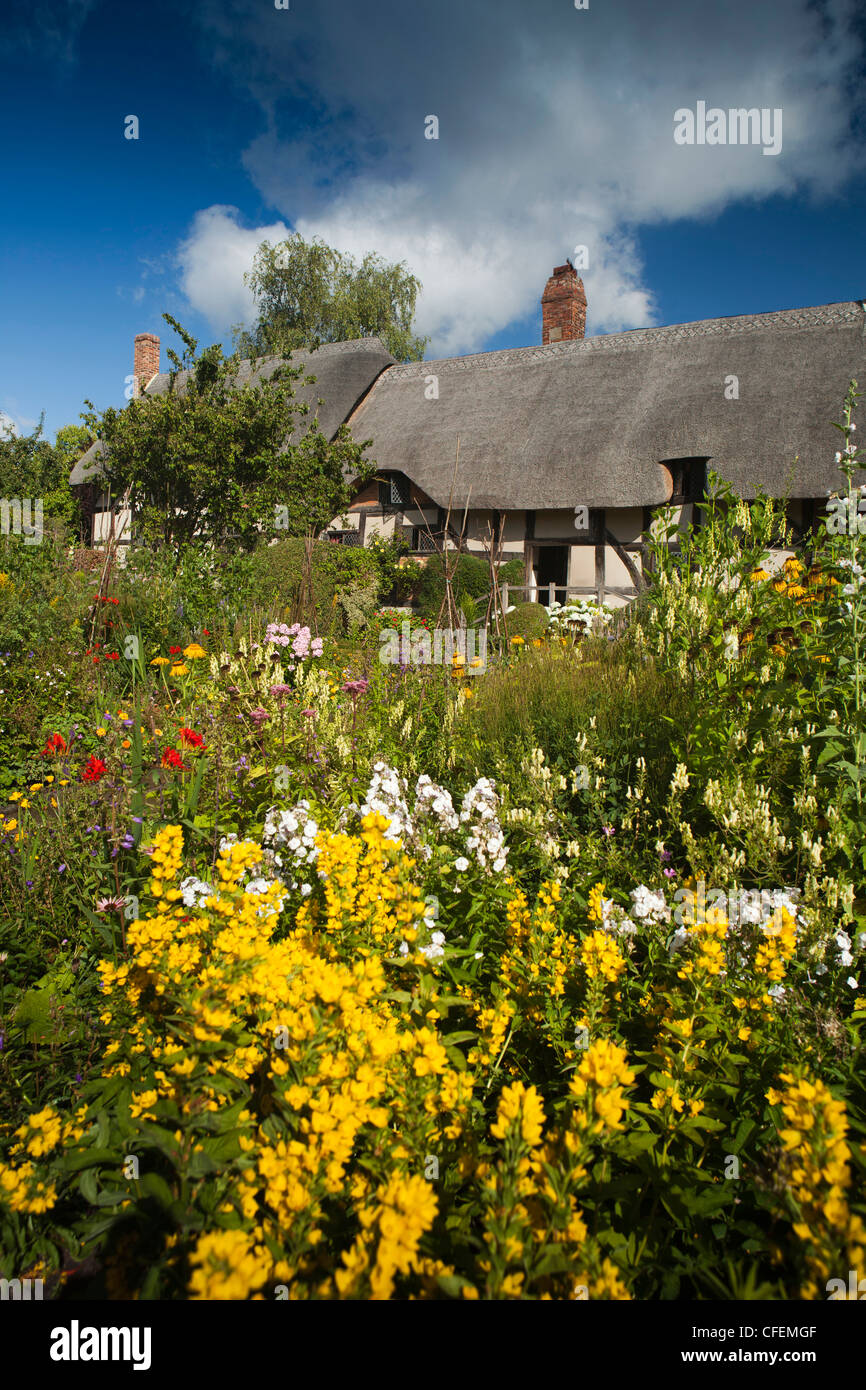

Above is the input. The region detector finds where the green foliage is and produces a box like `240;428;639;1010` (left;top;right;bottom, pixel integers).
82;315;371;553
497;557;526;585
414;553;491;621
506;601;549;642
0;418;85;534
235;233;428;363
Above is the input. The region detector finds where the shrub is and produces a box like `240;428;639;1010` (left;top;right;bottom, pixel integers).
506;601;548;643
414;554;491;622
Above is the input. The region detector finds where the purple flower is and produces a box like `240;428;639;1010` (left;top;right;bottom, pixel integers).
58;864;66;874
659;848;672;862
663;867;677;879
342;679;369;697
602;825;615;837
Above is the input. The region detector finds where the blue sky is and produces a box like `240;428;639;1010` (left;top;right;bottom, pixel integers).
1;0;864;444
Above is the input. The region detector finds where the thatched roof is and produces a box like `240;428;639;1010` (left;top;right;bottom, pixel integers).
348;301;866;508
69;338;395;486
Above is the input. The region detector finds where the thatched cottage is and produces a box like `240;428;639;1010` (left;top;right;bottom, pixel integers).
71;267;866;608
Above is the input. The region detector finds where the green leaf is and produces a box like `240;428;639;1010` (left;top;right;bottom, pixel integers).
138;1173;176;1210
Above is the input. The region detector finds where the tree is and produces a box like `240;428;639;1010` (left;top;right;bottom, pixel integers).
234;234;428;363
0;416;85;534
81;314;373;553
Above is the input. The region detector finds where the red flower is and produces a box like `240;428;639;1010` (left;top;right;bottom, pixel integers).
92;656;100;664
106;652;120;660
41;733;67;757
203;629;211;636
169;646;182;655
161;748;186;770
178;727;206;749
82;756;107;783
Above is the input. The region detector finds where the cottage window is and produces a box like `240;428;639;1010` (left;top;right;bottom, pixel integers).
378;473;412;509
665;458;707;506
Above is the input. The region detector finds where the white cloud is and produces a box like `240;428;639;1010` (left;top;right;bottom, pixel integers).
177;0;864;355
0;406;40;439
176;205;290;334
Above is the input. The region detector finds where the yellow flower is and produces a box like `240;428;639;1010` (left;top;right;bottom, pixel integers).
580;929;625;983
170;664;189;677
749;569;769;583
150;657;170;667
587;882;606;923
491;1081;546;1148
184;644;207;660
510;635;525;646
96;728;106;737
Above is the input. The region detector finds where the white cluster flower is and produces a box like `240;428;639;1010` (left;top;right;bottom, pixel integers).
835;930;854;968
414;775;459;832
460;778;508;874
629;884;671;924
358;762;415;843
179;876;213;909
262;800;319;892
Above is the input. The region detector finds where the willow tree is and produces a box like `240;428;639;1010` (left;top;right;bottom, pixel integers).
235;234;428;363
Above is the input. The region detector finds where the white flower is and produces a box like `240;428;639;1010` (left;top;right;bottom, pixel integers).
767;984;786;1001
454;856;470;872
420;930;446;961
179;876;213;908
667;927;690;957
847;976;859;990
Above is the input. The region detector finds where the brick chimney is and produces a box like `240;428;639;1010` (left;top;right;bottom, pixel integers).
133;333;160;396
541;263;586;345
